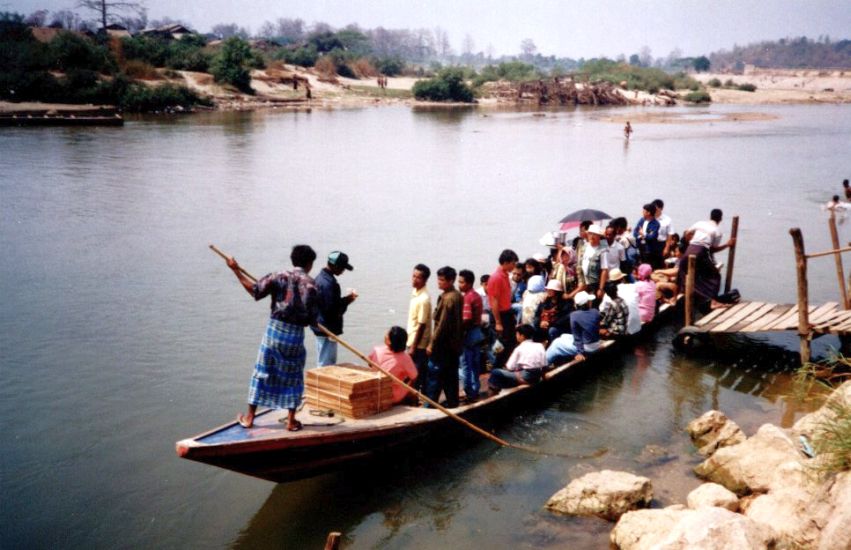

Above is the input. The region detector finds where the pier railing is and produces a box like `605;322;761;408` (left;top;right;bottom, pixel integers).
790;211;849;362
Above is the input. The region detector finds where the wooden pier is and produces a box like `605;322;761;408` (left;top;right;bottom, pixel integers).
679;211;850;364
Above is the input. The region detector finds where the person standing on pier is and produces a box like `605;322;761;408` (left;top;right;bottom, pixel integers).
488;249;520;368
312;251;357;367
677;209;736;310
407;264;432;393
653;199;675;264
227;245;318;431
426;267;463;408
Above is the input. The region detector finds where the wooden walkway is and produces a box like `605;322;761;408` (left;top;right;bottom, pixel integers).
690;301;851;336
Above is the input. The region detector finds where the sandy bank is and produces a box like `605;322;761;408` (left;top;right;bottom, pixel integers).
694;69;851;104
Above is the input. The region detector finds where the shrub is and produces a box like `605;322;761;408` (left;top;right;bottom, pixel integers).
49;31;114;73
275;45;318;67
123;59;160;79
119;82;212;112
351;57;377;78
707;78;722;87
737;83;757;92
210;36;253;93
683;90;711;103
372;56;403;76
473;61;540;86
412;67;474;102
724;78;735;87
314;55;337;77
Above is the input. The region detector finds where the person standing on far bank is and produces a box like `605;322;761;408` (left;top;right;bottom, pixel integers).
312;251;357;367
227;245;318;432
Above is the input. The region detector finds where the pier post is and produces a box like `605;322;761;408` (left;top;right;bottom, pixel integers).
828;212;849;309
790;228;811;364
724;215;739;294
685;254;696;326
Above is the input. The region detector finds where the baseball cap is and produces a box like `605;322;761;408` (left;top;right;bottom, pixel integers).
328;251;353;271
574;290;593;306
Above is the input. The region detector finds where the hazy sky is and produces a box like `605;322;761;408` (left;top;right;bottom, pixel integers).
6;0;851;58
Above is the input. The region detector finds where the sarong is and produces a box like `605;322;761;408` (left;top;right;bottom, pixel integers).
676;244;721;304
247;318;306;409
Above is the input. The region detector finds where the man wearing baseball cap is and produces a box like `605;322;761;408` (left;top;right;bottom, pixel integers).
545;290;601;365
312;251;358;367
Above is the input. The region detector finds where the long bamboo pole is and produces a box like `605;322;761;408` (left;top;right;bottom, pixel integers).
724;215;739;294
806;245;851;260
789;229;811;364
209;244;579;458
685;254;696;326
828;212;849;309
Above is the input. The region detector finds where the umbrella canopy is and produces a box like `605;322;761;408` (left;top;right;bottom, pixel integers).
558;208;612;231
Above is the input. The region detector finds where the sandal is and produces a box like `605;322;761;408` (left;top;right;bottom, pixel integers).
287;420;303;432
237;414;253;429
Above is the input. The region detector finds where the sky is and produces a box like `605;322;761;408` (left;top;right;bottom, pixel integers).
5;0;851;59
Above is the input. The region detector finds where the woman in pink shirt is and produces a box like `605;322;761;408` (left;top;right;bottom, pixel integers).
635;264;657;323
368;326;418;405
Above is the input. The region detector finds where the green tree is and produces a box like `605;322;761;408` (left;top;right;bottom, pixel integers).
210;36;253;93
693;56;710;72
412;67;474;102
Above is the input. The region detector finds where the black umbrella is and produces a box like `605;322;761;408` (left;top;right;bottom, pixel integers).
559;208;612;230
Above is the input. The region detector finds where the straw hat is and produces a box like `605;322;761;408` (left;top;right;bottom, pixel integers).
608;267;626;282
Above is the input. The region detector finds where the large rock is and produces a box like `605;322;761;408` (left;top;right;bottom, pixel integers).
694;423;802;494
819;471;851;550
611;506;777;550
686;410;746;456
686;483;739;511
546;470;652;521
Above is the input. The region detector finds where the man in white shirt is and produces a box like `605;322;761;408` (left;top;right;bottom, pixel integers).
654;198;674;261
678;209;736;310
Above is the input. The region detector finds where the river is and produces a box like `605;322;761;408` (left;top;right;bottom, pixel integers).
1;103;849;549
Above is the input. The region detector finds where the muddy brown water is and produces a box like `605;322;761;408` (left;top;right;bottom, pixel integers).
1;103;849;548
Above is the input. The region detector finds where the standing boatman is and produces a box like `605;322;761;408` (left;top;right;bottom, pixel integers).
312;251;358;367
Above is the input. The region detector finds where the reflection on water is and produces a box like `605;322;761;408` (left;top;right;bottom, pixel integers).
1;103;849;549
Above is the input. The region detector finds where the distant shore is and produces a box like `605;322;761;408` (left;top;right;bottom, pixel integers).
3;66;849;117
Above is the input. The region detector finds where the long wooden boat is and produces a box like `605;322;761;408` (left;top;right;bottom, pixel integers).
176;302;678;483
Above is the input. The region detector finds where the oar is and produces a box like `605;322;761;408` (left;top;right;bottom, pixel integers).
210;244;607;459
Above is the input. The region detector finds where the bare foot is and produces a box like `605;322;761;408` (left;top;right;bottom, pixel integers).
287;420;303;432
237;413;253;428
710;300;732;310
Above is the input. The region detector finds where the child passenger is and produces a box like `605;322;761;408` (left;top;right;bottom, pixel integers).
635;263;657;323
368;326;418;405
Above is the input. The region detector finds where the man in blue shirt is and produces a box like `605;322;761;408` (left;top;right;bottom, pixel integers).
545;291;601;365
312;251;358;367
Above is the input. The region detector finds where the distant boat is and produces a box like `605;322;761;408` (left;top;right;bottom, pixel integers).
176;302;678;483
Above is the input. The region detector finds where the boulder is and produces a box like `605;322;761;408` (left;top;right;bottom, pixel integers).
546;470;652;521
694;423;802;494
686;483;739;511
686;410;746;456
819;471;851;550
611;506;777;550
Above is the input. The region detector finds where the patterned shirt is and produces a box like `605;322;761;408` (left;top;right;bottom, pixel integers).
253;267;318;326
600;297;629;336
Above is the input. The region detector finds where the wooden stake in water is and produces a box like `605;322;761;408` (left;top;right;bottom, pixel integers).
828;212;849;309
790;228;811;364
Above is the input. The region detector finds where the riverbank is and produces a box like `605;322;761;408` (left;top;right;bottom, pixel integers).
4;66;849;117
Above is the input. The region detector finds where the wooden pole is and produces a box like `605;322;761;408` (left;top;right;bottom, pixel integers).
685;254;696;326
790;228;811;364
806;245;851;259
724;215;739;294
828;212;849;309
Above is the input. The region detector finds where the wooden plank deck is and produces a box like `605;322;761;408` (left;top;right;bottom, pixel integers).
688;301;851;335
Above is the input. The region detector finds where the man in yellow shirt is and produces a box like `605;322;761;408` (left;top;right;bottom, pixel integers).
407;263;432;393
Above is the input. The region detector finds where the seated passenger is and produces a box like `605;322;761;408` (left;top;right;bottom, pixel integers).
651;264;679;305
545;291;601;364
520;275;547;325
534;279;572;343
599;282;629;339
368;326;418;405
609;268;643;336
487;324;547;394
635;263;657;323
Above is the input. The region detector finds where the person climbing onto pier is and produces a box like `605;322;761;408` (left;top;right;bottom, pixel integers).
677;209;736;311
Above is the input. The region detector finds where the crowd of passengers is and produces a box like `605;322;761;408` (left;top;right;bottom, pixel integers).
390;199;737;408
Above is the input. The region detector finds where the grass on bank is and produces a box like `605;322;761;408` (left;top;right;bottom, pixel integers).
794;353;851;475
347;85;412;99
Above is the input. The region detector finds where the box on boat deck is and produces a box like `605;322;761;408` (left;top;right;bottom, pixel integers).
305;364;394;418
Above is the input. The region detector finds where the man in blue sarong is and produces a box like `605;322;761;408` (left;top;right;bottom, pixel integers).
227;245;318;431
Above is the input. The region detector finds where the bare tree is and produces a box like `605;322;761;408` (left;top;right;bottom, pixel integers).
462;33;475;57
24;9;49;26
257;20;276;39
78;0;146;31
434;26;452;58
50;9;84;29
275;17;305;44
520;38;537;57
211;22;250;40
638;45;653;67
148;16;192;30
486;43;495;61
